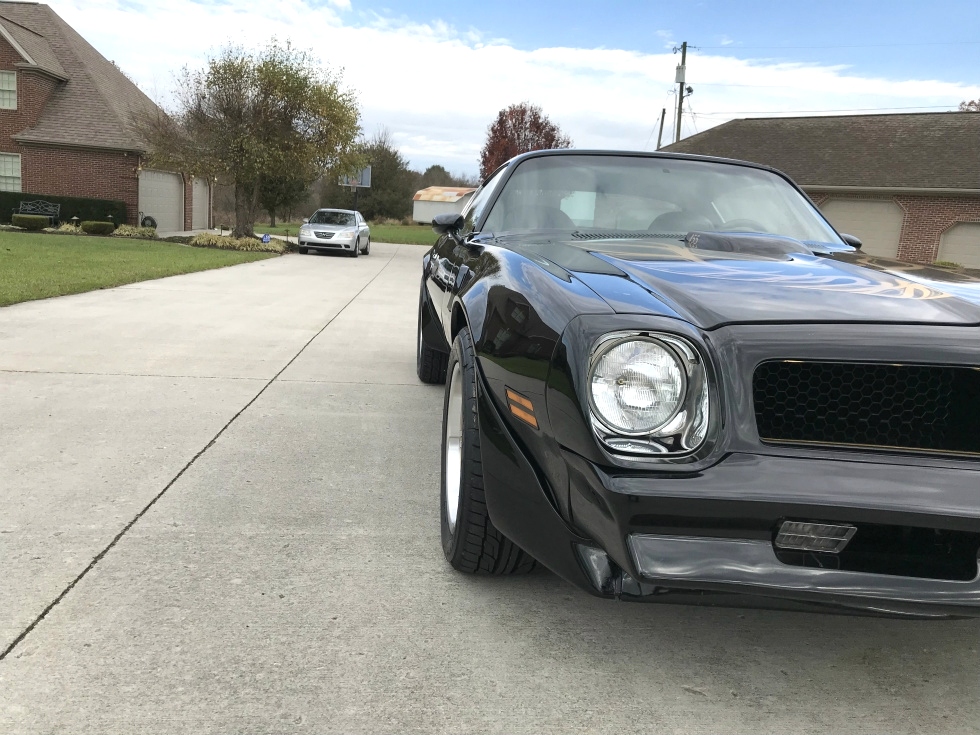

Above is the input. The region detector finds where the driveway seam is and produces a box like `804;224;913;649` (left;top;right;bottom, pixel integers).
0;246;401;662
0;369;268;381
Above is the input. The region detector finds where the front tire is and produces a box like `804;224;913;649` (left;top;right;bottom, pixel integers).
440;327;536;575
361;237;371;255
350;239;360;258
417;286;448;384
298;246;308;254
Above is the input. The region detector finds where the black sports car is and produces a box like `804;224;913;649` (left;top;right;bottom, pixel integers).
417;149;980;617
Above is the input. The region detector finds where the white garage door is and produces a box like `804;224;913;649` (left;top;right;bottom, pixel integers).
819;199;904;259
192;178;209;230
939;222;980;268
138;169;183;232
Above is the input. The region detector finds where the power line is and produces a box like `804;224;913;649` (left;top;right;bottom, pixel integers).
697;40;980;50
686;100;700;134
689;81;954;90
693;104;959;116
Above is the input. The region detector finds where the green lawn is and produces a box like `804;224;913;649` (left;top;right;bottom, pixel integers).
255;221;438;246
0;231;276;307
367;224;438;246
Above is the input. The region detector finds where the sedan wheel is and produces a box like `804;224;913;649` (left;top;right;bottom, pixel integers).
362;237;371;255
440;327;536;574
351;239;360;258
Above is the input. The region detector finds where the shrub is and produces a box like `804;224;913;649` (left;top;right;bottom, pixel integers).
933;260;962;269
80;221;116;235
112;224;158;239
0;192;126;225
189;232;286;254
49;223;84;236
11;214;50;231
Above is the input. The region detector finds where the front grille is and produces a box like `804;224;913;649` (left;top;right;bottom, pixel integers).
753;360;980;455
314;231;334;239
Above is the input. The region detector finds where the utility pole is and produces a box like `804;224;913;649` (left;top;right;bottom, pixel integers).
656;108;666;150
674;41;687;144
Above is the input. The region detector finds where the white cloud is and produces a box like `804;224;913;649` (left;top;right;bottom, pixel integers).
52;1;980;175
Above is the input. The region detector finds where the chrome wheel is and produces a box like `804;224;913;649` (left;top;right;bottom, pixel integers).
444;362;463;533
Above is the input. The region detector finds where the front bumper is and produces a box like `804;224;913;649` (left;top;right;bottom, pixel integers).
299;231;358;251
478;377;980;617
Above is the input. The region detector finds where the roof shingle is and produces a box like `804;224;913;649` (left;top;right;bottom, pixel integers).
663;112;980;190
0;1;160;152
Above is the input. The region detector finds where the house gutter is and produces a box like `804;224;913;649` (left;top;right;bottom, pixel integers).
803;185;980;197
11;135;145;155
14;61;69;83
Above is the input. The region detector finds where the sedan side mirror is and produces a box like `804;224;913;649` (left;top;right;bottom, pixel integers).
432;212;464;235
302;218;309;224
840;233;863;249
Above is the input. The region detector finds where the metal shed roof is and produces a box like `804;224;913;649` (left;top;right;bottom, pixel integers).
413;186;477;203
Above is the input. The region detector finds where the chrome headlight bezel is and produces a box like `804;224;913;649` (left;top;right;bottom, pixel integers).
587;331;711;457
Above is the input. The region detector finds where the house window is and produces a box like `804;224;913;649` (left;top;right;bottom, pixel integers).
0;153;21;192
0;71;15;109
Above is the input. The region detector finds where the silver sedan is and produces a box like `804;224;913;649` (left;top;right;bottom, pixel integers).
297;209;371;257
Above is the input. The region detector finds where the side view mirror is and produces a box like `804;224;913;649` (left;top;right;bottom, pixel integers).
840;233;862;249
302;218;309;224
432;212;464;236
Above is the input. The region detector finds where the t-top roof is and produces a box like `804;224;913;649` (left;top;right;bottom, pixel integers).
0;1;160;152
664;112;980;191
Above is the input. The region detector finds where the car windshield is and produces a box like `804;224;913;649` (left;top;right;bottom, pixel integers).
482;154;843;245
310;211;355;226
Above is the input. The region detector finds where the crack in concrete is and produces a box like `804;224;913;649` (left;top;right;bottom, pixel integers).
0;246;402;662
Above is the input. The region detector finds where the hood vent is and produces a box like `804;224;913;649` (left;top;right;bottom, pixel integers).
685;231;812;257
572;231;678;241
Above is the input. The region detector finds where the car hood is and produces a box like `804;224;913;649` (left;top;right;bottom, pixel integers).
307;223;355;231
519;237;980;329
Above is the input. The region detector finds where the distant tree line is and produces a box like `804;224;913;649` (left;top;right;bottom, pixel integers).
217;128;479;226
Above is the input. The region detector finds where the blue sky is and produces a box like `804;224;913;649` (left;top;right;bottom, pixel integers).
58;0;980;175
354;0;980;83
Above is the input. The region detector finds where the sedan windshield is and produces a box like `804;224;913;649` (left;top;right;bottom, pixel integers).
482;155;842;245
310;211;355;226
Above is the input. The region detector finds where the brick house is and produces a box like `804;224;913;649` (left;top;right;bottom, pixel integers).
664;112;980;265
0;1;209;231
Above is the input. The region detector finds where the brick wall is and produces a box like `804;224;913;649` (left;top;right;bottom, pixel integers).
21;145;139;223
894;195;980;264
182;173;193;230
806;189;980;263
0;40;61;144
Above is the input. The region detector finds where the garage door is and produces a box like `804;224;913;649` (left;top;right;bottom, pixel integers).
938;223;980;268
819;199;904;259
192;178;209;230
138;169;183;232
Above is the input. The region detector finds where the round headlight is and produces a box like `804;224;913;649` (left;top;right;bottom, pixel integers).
589;338;686;435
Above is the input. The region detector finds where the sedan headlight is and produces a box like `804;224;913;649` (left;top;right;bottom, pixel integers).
588;333;710;456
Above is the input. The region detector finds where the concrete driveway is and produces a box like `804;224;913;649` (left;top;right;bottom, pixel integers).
1;243;979;734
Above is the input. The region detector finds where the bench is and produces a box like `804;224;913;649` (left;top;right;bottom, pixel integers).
12;200;61;226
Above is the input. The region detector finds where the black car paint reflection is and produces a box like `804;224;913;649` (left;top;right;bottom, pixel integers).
420;149;980;618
